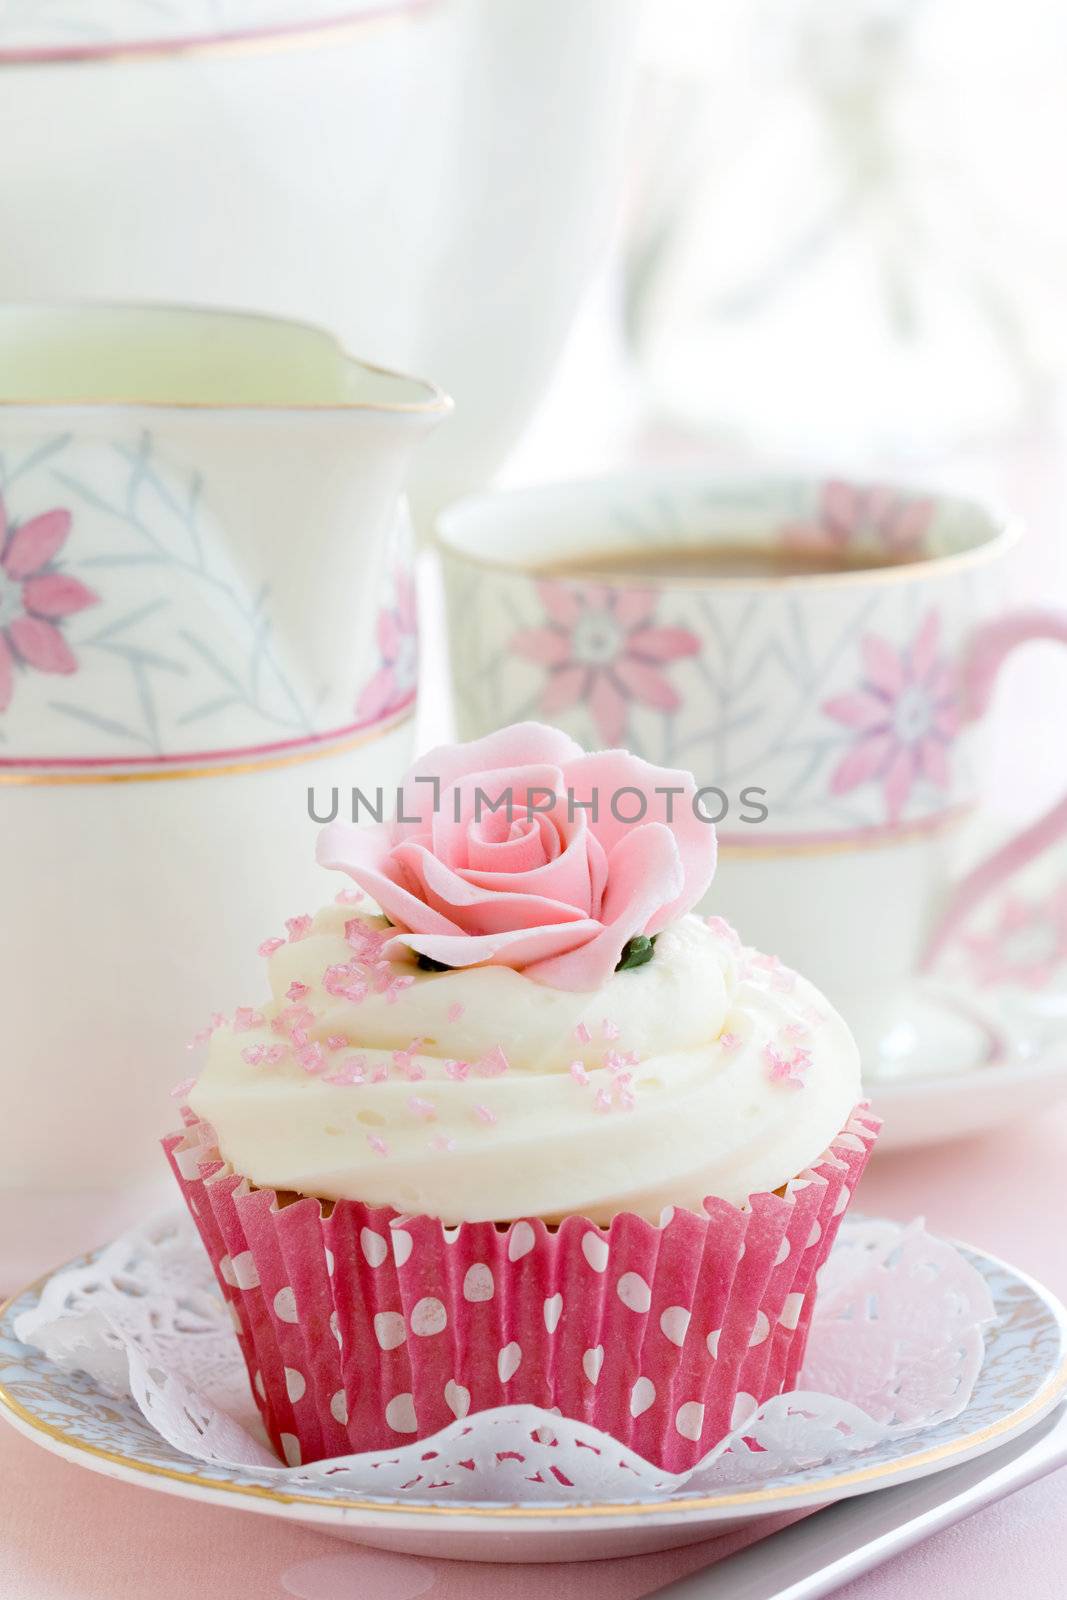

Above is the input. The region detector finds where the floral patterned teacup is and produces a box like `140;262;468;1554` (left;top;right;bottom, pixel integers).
437;472;1067;1059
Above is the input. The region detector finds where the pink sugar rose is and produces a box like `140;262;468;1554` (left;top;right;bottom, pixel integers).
317;722;717;990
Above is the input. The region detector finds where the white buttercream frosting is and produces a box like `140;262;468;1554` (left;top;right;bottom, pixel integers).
189;906;861;1224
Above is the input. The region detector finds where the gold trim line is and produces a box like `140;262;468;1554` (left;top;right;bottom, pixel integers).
0;708;413;786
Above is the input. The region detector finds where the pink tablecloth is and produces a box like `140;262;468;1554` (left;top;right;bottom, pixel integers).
3;1105;1066;1600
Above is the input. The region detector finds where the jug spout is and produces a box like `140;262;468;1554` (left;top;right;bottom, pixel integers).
0;303;451;768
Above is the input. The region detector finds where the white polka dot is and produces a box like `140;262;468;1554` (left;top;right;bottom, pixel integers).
660;1306;691;1347
273;1286;298;1323
188;1198;198;1216
582;1346;604;1384
731;1391;757;1429
833;1184;851;1217
285;1367;306;1402
675;1401;705;1441
508;1220;535;1260
324;1248;335;1276
780;1292;804;1329
330;1390;348;1425
748;1311;770;1347
254;1370;265;1400
410;1297;447;1337
443;1224;462;1244
373;1311;407;1350
360;1228;388;1268
581;1232;609;1273
498;1342;522;1382
630;1377;656;1417
807;1221;822;1248
329;1310;341;1346
706;1328;721;1358
444;1380;470;1419
227;1302;242;1334
391;1228;414;1267
280;1432;302;1465
616;1271;652;1314
230;1251;259;1289
463;1263;495;1302
659;1205;675;1227
218;1254;237;1286
385;1393;418;1434
543;1293;563;1333
774;1236;791;1266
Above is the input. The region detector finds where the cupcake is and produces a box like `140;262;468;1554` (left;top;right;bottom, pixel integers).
167;723;876;1471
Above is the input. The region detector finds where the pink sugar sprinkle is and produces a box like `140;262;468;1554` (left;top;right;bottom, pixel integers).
574;1021;591;1044
444;1058;470;1081
602;1018;620;1041
594;1086;613;1113
286;981;310;1002
764;1043;808;1089
286;915;313;942
345;918;386;956
446;1002;466;1023
473;1103;497;1126
169;1077;196;1099
186;1012;225;1049
325;1054;367;1086
241;1044;266;1065
429;1134;456;1152
784;1020;809;1041
233;1006;264;1033
258;936;284;957
395;1051;426;1082
370;1061;390;1083
476;1044;509;1078
719;1031;741;1052
367;1134;389;1157
569;1059;590;1086
748;952;796;993
326;1035;347;1051
386;976;414;1004
706;915;742;950
296;1042;326;1074
264;1045;287;1065
335;887;365;905
408;1095;437;1121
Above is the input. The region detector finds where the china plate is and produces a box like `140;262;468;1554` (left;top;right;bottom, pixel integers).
0;1233;1065;1562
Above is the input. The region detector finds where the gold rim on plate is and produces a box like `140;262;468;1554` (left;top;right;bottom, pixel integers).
1;1241;1064;1520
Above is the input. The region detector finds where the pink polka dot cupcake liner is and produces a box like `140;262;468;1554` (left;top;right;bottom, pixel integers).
164;1105;879;1472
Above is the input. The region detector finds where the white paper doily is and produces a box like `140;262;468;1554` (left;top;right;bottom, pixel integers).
13;1214;996;1505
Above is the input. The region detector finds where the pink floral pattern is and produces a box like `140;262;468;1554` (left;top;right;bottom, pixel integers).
822;611;959;825
357;569;417;721
962;884;1067;991
784;480;936;561
510;582;700;746
0;494;98;714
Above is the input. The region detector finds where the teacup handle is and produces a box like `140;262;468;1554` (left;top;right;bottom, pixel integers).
921;608;1067;971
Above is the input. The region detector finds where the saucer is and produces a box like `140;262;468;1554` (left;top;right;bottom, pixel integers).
865;845;1067;1151
0;1228;1064;1564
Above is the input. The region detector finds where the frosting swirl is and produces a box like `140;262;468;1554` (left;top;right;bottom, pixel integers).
189;908;860;1224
